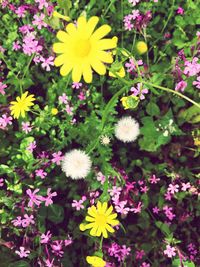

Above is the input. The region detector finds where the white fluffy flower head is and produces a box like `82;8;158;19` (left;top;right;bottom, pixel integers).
61;149;92;179
115;116;140;142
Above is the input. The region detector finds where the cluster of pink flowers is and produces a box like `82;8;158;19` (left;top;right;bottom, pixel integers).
26;188;57;207
12;214;35;228
124;10;152;31
125;58;143;73
22;32;43;56
131;83;149;100
58;93;74;115
107;242;131;262
96;171;106;184
163;205;176;221
187;243;198;261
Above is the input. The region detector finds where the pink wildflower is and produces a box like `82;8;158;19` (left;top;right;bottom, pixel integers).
12;41;21;51
64;235;73;246
128;0;140;6
152;206;160;214
136;249;145;260
108;186;122;197
40;231;52;244
168;184;179;194
72;199;85;211
15;6;26;18
175;80;187;92
181;182;191;191
78;91;86;100
15;247;30;258
35;0;48;10
65;104;73;115
22;32;43;56
164;244;176;258
32;13;47;30
26;188;43;207
177;7;184;15
59;93;68;104
115;201;130;215
40;56;54;71
43;188;57;206
184;57;200;76
27;141;36;153
131;83;148;100
35;169;47;179
51;241;64;257
12;216;22;227
96;172;106;184
52;151;64;165
131;201;143;213
0;114;12;128
21;214;35;227
45;258;55;267
0;82;7;95
125;58;143;73
72;82;82;89
193;76;200;89
149;174;160;184
22;122;32;133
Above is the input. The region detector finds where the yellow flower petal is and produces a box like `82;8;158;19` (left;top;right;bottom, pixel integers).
91;25;111;41
57;31;70;43
91;60;106;75
60;63;72;76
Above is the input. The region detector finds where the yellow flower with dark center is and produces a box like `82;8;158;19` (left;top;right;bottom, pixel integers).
80;201;119;238
53;16;117;83
136;41;148;55
86;256;106;267
121;95;139;109
10;92;35;119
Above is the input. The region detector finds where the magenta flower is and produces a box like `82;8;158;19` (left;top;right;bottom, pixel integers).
131;201;143;213
22;33;43;56
163;205;176;221
175;80;187;92
45;258;55;267
22;122;32;133
26;188;43;208
64;235;73;246
40;56;54;71
78;91;86;100
19;25;34;34
131;83;149;100
125;58;143;73
51;241;64;257
108;186;122;197
35;169;47;179
136;249;145;260
164;245;176;258
152;206;160;214
52;151;64;165
43;188;57;206
15;6;27;18
15;247;30;258
140;263;150;267
0;82;7;95
32;13;47;30
65;104;73;115
115;201;130;215
193;76;200;89
96;172;106;184
184;57;200;76
40;230;52;244
177;7;184;15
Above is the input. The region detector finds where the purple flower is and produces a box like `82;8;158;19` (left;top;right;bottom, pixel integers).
27;141;36;153
40;230;52;244
149;174;160;184
72;82;82;89
0;114;12;128
15;6;27;18
12;216;22;227
22;122;32;133
40;56;54;71
12;41;21;51
52;151;64;165
184;57;200;76
177;7;184;15
168;184;179;194
35;169;47;179
22;33;43;56
72;199;85;211
130;83;148;100
21;214;35;227
35;0;48;10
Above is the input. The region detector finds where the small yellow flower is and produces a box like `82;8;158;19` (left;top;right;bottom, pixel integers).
51;108;58;115
136;41;148;55
194;137;200;147
53;16;116;83
121;95;139;110
109;66;125;78
80;201;119;238
10;92;35;119
86;256;106;267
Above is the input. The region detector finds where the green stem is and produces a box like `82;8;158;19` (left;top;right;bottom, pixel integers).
99;235;103;251
22;54;35;81
142;81;200;109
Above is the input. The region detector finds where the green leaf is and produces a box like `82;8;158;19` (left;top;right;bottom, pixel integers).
172;258;195;267
8;261;30;267
146;102;160;116
57;0;72;15
155;221;171;236
47;204;64;224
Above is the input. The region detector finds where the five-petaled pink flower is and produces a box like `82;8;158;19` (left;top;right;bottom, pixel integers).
164;244;176;258
32;13;47;30
35;169;47;179
149;174;160;184
40;230;52;244
43;188;57;206
0;82;7;95
15;246;30;258
52;151;64;165
26;188;43;207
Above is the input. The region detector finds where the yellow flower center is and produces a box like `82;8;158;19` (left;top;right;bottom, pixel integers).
75;39;91;57
96;213;107;226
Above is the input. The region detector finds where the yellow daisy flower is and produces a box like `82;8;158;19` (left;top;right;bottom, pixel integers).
10;92;35;119
86;256;106;267
53;16;117;83
80;201;119;238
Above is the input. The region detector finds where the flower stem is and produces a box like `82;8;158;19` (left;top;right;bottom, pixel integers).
99;235;104;251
